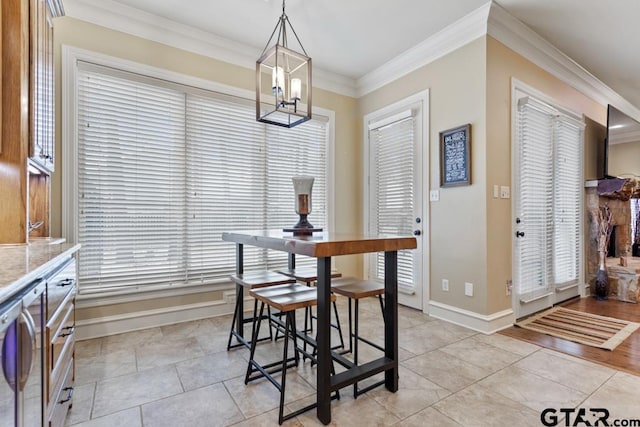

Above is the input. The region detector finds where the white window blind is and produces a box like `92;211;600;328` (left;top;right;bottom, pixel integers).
516;99;554;295
185;92;268;283
77;65;187;292
553;117;583;286
77;62;328;294
515;96;583;296
369;114;415;293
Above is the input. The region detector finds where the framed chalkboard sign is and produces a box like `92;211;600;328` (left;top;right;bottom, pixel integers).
440;124;471;187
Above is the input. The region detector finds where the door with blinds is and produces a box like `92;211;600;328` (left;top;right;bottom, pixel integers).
513;94;584;319
366;95;427;310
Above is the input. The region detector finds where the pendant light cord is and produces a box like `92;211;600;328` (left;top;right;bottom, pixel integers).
259;0;309;57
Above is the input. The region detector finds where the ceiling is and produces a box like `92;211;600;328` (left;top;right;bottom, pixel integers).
70;0;640;111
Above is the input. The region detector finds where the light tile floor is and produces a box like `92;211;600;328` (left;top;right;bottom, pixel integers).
66;298;640;426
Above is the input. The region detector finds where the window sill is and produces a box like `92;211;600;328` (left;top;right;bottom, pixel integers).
75;280;234;308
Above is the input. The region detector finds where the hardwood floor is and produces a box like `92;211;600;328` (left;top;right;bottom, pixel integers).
500;296;640;375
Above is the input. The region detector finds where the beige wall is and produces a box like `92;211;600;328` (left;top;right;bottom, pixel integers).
358;38;488;313
51;17;360;322
486;36;606;314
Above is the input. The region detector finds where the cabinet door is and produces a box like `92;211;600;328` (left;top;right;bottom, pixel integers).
29;0;55;173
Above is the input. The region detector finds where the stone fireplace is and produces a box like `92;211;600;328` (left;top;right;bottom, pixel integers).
586;178;640;302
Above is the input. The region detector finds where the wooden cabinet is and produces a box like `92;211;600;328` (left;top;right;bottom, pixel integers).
0;2;3;156
0;0;30;244
45;256;77;427
0;0;63;244
0;243;79;426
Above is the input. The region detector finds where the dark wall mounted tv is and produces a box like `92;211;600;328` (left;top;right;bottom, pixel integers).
603;105;640;179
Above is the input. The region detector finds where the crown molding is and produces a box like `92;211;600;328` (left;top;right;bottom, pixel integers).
356;2;492;97
62;0;358;97
487;1;640;121
62;0;640;117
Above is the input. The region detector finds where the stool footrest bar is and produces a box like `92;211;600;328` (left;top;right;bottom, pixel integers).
330;357;394;391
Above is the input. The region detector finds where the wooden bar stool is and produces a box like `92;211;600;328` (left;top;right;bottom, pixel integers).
227;271;296;350
331;279;385;397
246;283;339;425
276;267;346;349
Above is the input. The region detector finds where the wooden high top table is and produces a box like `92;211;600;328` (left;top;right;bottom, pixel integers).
222;230;417;425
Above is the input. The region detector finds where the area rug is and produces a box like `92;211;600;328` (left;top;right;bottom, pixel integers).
516;307;640;351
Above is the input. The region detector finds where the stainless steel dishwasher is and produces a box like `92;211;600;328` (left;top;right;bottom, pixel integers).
0;278;46;427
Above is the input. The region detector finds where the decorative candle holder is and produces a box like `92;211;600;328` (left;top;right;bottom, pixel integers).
283;176;323;235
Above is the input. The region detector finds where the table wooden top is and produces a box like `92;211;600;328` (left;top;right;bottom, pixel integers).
221;230;416;257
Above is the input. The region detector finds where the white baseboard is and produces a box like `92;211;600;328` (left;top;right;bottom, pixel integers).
428;301;515;334
76;296;516;340
75;295;251;340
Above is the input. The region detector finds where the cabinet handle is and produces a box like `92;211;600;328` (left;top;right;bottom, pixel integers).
57;278;76;287
18;310;37;391
60;326;74;338
59;387;74;404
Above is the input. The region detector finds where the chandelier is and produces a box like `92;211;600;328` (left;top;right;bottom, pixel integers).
256;0;311;128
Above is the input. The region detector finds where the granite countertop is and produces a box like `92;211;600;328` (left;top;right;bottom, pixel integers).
0;241;81;305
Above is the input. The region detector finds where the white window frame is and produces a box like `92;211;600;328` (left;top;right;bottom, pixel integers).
62;46;335;304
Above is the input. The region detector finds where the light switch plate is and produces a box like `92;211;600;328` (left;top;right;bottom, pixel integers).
493;185;499;199
500;186;510;199
429;190;439;202
465;282;473;297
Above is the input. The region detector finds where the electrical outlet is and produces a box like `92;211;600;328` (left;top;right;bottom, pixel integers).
442;279;449;292
429;190;440;202
506;279;512;296
465;282;473;297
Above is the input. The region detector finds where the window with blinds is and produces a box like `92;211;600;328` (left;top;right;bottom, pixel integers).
369;113;416;293
515;96;583;296
76;62;328;294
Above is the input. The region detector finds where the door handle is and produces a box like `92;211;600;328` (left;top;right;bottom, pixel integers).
516;231;525;238
413;230;421;236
